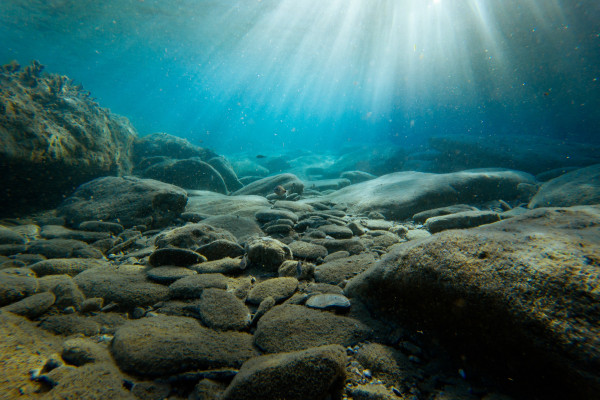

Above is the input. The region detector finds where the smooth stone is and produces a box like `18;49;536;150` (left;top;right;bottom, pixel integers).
247;277;299;305
40;225;111;243
149;248;206;267
26;239;104;259
188;257;245;275
39;314;102;337
305;294;351;311
314;254;377;285
424;210;501;233
78;221;124;234
185;191;270;218
232;173;304;197
412;204;479;223
360;219;393;230
62;337;110;366
254;304;372;353
347;221;366;236
529;164;600;208
305;178;351;191
202;215;264;241
58;176;187;229
192;288;250;331
80;297;104;313
0;244;28;256
323;251;350;262
2;291;55;319
45;275;85;310
169;273;228;299
29;258;109;277
154;223;237;250
208;156;244;192
278;260;314;281
304;283;345;296
318;224;354;239
246;237;293;272
222;345;347;400
0;272;39;306
0;226;27;244
340;170;377;184
287;241;328;261
255;208;299;224
368;231;400;248
197;239;244;261
110;315;258;377
74;266;170;309
311;238;365;255
146;266;197;284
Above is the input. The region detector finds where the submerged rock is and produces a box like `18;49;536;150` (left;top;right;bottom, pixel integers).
529;164;600;208
346;205;600;398
232;173;304;197
141;157;228;193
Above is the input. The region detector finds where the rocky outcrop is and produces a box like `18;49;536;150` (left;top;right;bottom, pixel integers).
346;205;600;398
0;61;136;215
529;164;600;208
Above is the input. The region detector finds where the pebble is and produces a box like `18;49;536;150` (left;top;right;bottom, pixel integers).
149;247;206;267
305;293;351;311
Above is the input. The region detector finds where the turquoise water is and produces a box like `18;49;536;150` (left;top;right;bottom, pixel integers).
1;0;598;154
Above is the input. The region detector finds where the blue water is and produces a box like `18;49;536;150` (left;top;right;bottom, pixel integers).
1;0;598;155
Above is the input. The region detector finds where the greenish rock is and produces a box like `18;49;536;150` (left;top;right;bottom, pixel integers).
247;277;298;305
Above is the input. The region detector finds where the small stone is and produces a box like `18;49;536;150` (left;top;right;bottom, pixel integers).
132;307;146;319
146;266;197;284
318;224;353;239
247;277;298;305
149;247;206;267
305;293;351;311
197;240;244;261
255;208;299;224
80;297;104;313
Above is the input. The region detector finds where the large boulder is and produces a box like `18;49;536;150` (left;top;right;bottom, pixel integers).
0;61;136;215
57;176;187;229
311;169;535;220
427;134;600;174
132;132;216;163
529;164;600;208
141;158;228;194
345;205;600;398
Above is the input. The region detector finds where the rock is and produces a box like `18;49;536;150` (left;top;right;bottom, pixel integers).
2;291;55;319
346;384;398;400
305;294;351;311
254;304;372;353
197;239;244;261
62;337;110;366
155;223;237;249
74;266;169;309
189;257;245;275
208;156;244;192
191;288;250;330
287;241;328;261
58;176;188;229
47;276;85;310
29;258;109;277
0;61;136;216
412;204;480;223
39;314;102;336
340;170;377;184
77;221;124;234
132;132;216;161
142;157;228;193
368;231;400;248
427;134;600;175
360;219;393;230
80;297;104;313
311;238;365;255
110;315;258;377
146;266;197;284
305;178;351;191
314;253;377;285
231;159;270;178
355;343;421;391
311;169;535;221
318;224;354;239
169;273;229;299
264;224;292;235
0;272;39;306
0;226;27;244
345;206;600;398
246;237;293;272
202;215;263;241
148;248;206;267
424;210;501;233
323;251;350;262
529;164;600;208
222;345;347;400
186;190;270;218
232;173;304;197
40;225;111;242
255;208;299;224
27;238;104;259
247;277;299;304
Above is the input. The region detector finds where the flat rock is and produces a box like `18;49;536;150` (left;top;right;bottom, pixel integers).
26;238;104;259
529;164;600;208
247;277;299;304
189;257;245;275
202;215;263;241
305;178;351;191
346;205;600;398
110;315;258;377
310;169;535;221
360;219;393;230
0;272;39;306
0;226;27;244
155;223;237;249
340;170;377;184
197;239;244;261
2;291;55;319
29;258;109;277
57;176;188;229
169;273;229;299
424;210;501;233
146;266;197;284
192;288;250;330
305;294;351;311
186;190;270;218
318;224;353;239
222;344;347;400
412;204;479;223
149;248;206;267
254;304;372;353
311;238;365;255
288;241;328;261
40;225;110;242
255;208;299;224
77;221;124;234
315;253;377;285
39;314;103;336
74;266;170;309
232;173;304;197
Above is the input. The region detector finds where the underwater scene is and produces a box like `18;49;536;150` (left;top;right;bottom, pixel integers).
0;0;599;399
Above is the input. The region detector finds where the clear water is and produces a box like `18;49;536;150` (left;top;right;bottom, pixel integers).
1;0;598;156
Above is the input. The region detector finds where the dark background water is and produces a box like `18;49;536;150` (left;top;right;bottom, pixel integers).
1;0;598;155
